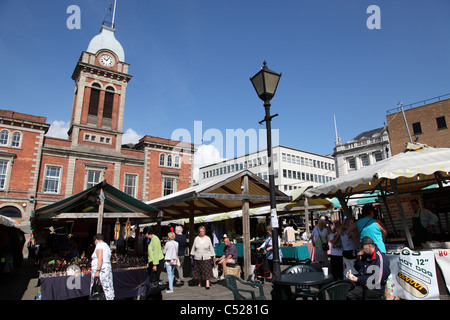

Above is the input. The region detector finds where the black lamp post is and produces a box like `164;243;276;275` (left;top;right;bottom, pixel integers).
250;61;282;279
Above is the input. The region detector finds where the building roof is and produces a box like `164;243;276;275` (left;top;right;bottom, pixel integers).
86;25;125;61
352;127;386;141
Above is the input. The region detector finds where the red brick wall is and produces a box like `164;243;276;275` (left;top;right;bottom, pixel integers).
386;98;450;155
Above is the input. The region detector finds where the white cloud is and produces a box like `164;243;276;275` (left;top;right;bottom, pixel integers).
122;128;143;144
45;120;70;139
193;144;224;183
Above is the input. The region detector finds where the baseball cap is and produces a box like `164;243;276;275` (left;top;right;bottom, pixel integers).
361;236;375;246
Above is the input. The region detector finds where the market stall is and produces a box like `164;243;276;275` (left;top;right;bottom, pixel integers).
147;170;291;280
31;181;161;299
308;144;450;299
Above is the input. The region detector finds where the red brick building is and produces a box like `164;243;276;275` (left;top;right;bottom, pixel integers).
0;24;194;233
386;95;450;155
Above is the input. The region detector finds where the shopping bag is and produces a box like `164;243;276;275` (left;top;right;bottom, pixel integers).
89;277;106;300
147;280;166;295
212;266;218;279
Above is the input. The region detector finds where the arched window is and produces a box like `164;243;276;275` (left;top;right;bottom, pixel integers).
0;130;9;145
11;132;21;147
159;154;165;166
103;90;114;119
167;155;172;167
88;83;101;116
0;206;22;219
174;156;180;168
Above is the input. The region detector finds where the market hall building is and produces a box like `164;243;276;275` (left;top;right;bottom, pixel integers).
0;23;195;237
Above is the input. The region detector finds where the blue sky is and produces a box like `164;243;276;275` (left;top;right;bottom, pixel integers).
1;1;449;166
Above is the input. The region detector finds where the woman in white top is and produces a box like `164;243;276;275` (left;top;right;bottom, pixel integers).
90;234;114;300
341;217;358;259
312;220;329;268
163;232;179;293
190;226;215;290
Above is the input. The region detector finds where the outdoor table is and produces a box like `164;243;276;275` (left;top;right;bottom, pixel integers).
40;267;148;300
272;272;334;300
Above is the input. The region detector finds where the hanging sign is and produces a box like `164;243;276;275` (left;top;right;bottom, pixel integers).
386;248;439;300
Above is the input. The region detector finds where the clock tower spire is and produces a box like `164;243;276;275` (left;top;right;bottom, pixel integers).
69;18;132;151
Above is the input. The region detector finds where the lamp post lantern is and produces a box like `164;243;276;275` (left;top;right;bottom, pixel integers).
250;61;282;279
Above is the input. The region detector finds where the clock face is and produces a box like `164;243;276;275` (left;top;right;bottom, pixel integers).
100;54;114;67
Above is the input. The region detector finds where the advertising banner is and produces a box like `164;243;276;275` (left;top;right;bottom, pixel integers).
386;248;439;300
433;249;450;293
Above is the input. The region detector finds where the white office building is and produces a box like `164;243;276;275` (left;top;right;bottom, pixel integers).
198;145;336;192
333;126;391;178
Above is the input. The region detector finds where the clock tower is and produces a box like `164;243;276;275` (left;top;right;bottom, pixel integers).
69;23;132;151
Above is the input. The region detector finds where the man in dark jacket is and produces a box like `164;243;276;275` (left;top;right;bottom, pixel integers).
347;236;391;300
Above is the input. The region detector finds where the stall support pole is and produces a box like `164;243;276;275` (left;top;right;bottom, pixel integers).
188;203;195;251
96;188;105;234
241;175;251;281
391;179;414;249
304;197;310;234
336;190;351;218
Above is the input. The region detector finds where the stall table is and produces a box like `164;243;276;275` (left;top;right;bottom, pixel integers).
281;245;311;263
214;243;254;258
40;267;148;300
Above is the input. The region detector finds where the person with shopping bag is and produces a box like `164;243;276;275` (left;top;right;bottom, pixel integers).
90;234;114;300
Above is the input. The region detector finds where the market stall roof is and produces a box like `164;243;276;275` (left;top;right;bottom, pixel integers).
308;145;450;199
0;214;22;228
33;181;161;223
281;186;334;211
146;170;291;221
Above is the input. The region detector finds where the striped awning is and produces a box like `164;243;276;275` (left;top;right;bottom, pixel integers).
309;147;450;198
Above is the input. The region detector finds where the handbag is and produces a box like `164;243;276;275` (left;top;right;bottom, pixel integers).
318;230;329;251
176;258;181;267
89;277;106;300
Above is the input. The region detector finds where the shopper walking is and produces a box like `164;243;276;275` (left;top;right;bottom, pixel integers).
174;225;187;285
190;226;215;289
90;234;114;300
143;226;164;282
163;232;179;293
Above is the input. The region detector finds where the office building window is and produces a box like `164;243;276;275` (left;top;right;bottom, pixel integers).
348;158;356;170
412;122;422;135
44;166;61;193
374;152;383;162
124;174;138;198
436;116;447;130
159;154;165;166
361;155;370;167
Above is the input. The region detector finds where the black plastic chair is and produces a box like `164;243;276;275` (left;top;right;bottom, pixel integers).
313;280;355;300
281;264;318;299
225;275;266;300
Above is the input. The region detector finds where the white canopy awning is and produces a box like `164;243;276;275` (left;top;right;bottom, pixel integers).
309;146;450;198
